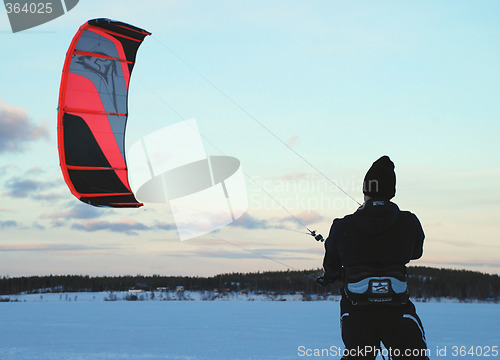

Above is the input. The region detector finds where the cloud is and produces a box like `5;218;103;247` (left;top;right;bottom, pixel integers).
166;245;312;261
32;222;45;230
230;213;279;230
430;237;500;249
230;211;324;232
155;221;177;231
71;218;152;236
42;203;106;221
33;192;67;201
70;218;176;236
3;170;65;200
418;258;500;271
279;210;325;225
0;98;49;153
4;178;47;198
25;167;45;175
286;135;299;147
0;164;18;177
41;202;176;235
3;177;57;198
295;210;325;223
0;243;108;252
0;220;17;229
0;219;45;231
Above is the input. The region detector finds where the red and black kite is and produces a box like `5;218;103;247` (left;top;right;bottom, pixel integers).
57;18;151;207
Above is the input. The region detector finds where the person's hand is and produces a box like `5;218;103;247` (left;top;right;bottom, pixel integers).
316;275;334;287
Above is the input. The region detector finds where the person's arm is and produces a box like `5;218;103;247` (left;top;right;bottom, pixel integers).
322;219;342;281
411;214;425;260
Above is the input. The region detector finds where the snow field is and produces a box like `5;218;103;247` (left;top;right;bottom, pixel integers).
1;295;499;360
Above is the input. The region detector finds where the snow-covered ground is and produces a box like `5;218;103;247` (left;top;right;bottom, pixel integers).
1;293;499;359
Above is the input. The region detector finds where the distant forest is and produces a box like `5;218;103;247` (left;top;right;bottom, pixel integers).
1;266;499;301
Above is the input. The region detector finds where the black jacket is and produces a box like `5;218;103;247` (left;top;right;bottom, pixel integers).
323;199;424;281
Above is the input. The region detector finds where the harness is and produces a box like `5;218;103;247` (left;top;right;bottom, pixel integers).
342;265;409;306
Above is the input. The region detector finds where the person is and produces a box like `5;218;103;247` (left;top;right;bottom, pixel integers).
318;155;429;360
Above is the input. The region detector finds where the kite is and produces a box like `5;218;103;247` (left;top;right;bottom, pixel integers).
57;18;151;207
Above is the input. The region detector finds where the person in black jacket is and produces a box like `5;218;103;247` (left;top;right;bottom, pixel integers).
319;156;429;360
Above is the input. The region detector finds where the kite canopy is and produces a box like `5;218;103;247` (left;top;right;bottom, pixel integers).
57;18;151;207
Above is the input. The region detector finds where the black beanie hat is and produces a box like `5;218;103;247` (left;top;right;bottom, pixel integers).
363;155;396;199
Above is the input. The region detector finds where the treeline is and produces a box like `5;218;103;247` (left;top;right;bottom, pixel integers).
0;271;322;296
406;267;500;300
1;266;499;301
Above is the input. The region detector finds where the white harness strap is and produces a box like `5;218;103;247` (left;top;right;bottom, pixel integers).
347;276;408;294
343;265;409;305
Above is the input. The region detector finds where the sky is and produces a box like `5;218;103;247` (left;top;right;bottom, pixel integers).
0;0;499;277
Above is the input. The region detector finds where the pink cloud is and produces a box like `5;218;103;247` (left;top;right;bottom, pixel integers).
0;98;49;153
286;135;299;147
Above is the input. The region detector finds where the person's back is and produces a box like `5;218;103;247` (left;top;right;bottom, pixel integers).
326;199;424;271
320;156;429;360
